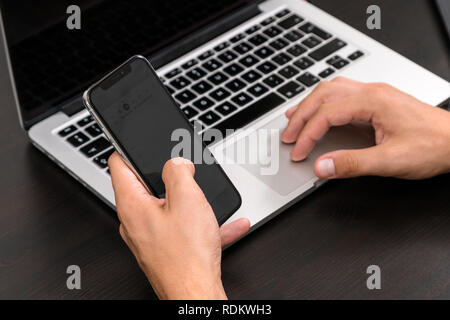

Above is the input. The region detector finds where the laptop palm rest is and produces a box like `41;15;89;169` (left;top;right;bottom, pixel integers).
224;115;374;196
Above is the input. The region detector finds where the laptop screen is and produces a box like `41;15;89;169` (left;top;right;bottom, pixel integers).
0;0;254;128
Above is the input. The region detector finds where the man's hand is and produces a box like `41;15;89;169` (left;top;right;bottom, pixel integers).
282;77;450;180
108;153;250;300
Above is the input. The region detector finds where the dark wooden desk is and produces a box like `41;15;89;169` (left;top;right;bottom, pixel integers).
0;0;449;299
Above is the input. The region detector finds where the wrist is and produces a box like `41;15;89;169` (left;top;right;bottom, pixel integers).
164;281;227;300
156;276;227;300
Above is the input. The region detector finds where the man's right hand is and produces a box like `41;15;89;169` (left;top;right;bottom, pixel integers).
282;77;450;180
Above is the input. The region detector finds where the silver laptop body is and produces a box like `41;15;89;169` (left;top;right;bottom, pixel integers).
2;0;449;234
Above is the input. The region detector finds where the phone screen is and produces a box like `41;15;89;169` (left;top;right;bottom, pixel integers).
86;56;241;225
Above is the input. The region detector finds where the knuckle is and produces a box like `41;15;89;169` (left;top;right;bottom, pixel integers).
316;80;331;91
331;76;346;83
340;153;359;175
319;101;334;114
366;82;391;96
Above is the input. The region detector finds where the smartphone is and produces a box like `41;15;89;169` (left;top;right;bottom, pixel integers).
83;55;241;225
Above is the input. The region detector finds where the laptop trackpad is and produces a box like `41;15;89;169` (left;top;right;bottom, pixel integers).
224;115;374;196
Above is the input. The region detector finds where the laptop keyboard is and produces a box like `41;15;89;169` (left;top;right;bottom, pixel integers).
56;8;365;174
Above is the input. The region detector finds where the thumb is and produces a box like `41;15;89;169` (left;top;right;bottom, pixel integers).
314;145;388;179
162;157;205;210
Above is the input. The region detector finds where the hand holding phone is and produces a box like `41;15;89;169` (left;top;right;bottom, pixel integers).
83;56;241;225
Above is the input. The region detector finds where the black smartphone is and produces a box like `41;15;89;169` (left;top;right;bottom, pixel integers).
83;55;241;225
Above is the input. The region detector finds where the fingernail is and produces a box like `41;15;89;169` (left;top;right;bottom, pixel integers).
316;158;335;178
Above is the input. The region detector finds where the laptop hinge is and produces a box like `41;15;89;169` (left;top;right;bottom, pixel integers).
149;2;262;69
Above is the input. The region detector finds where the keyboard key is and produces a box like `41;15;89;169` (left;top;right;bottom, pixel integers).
233;42;253;54
277;81;305;98
239;55;260;67
299;23;332;40
264;74;285;88
318;68;335;78
278;14;304;29
248;83;269;97
284;30;304;42
216;102;237;116
246;25;261;34
210;88;231;102
199;111;221;126
226;79;247;92
165;68;182;79
302;36;322;48
208;93;286;144
264;26;283;38
80;137;111;158
214;42;230;52
294;57;314;70
297;72;320;87
348;50;364;61
186;67;206;81
67;132;89;147
59;125;77;137
326;55;349;69
192;81;213;94
199;50;214;60
218;50;238;63
85;123;102;137
232;92;253;106
193;97;215;111
261;16;276;26
223;63;244;76
287;44;307;57
254;46;275;59
182;106;199;119
279;65;300;79
248;34;268;46
202;59;222;72
181;59;198;70
170;76;191;90
77;115;94;127
175;90;197;104
257;61;277;74
309;38;347;61
208;72;229;85
230;33;245;43
269;38;289;50
93;148;114;169
242;70;262;83
276;9;291;18
272;53;292;66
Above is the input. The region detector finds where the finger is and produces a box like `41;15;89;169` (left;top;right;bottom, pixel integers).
314;145;389;179
161;158;206;210
290;94;374;161
108;152;163;221
220;218;251;247
285;78;363;120
282;79;362;143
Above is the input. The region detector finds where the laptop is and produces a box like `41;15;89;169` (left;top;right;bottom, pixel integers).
1;0;449;233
